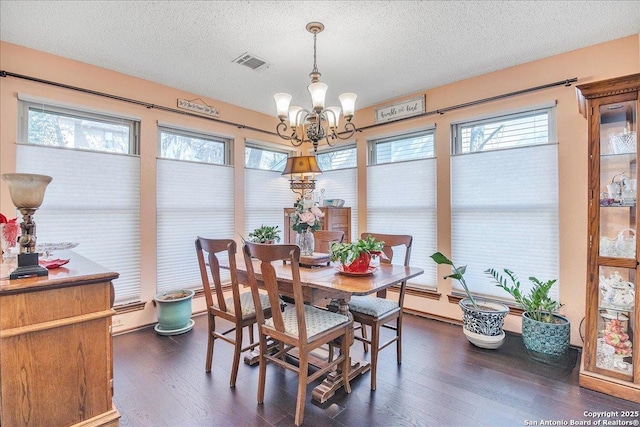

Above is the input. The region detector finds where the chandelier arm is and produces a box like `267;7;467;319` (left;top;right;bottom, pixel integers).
324;132;338;147
276;121;304;145
333;121;357;140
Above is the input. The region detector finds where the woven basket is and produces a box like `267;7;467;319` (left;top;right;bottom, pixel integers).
609;131;637;154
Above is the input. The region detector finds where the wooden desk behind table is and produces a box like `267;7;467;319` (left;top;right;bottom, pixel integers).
231;256;424;403
0;251;120;427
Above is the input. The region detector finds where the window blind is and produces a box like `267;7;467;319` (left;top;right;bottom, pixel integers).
450;143;559;300
316;168;357;239
245;168;295;238
156;159;234;293
16;144;141;304
367;159;437;289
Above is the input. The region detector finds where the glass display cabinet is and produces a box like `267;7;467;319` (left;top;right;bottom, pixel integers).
577;73;640;402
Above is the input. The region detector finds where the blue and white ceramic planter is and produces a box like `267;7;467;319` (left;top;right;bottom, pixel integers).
459;298;509;349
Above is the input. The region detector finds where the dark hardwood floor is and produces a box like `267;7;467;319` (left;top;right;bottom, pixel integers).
113;313;639;426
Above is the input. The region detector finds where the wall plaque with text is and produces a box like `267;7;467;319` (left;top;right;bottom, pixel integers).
374;95;425;124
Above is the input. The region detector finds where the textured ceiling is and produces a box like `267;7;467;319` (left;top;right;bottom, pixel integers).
1;1;639;117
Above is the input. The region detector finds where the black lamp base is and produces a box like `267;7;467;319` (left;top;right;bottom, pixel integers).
10;253;48;279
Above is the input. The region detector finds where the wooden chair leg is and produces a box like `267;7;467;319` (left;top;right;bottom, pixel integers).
370;323;380;391
257;339;267;405
230;326;243;387
295;352;309;426
205;314;215;373
360;322;370;353
397;316;403;364
248;323;255;344
341;335;351;394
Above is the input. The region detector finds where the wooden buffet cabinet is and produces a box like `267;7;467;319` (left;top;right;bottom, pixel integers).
577;73;640;403
283;206;351;246
0;251;120;426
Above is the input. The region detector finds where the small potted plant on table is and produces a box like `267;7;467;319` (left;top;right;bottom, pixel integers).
330;236;384;273
431;252;509;349
248;225;281;244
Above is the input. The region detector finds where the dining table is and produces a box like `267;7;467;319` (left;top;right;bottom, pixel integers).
225;252;424;403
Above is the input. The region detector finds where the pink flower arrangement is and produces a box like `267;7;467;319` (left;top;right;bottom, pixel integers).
290;200;324;233
1;213;20;254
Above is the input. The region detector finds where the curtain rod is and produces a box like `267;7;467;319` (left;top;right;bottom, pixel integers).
1;70;576;137
354;77;578;133
0;70;278;137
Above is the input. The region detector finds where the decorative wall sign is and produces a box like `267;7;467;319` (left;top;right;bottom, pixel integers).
374;95;425;124
177;98;220;118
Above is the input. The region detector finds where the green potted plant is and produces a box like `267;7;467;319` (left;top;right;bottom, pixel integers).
486;268;570;357
430;252;509;349
248;224;281;244
330;236;384;273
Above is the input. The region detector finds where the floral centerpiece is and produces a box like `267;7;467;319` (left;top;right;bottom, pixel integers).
289;199;324;255
1;213;20;258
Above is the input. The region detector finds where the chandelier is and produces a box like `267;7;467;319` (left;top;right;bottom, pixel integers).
274;22;357;152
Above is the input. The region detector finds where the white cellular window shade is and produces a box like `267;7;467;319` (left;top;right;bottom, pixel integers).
367;159;437;289
315;168;357;237
245;168;295;238
16;144;141;304
450;143;559;301
157;159;234;293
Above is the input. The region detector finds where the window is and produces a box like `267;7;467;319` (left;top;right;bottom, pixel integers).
367;130;437;290
245;144;288;171
157;126;234;293
23;102;137;154
453;108;551;154
315;145;358;236
370;131;434;164
18;101;141;305
244;143;294;237
450;105;559;301
317;145;357;170
159;126;230;164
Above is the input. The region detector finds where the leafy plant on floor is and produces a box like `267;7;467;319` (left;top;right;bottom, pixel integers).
430;252;477;308
485;268;561;323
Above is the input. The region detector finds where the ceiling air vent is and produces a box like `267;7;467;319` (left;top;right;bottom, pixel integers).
232;52;268;71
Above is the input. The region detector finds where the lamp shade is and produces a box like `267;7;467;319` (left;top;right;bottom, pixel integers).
308;82;328;111
339;93;357;119
1;173;52;209
281;156;322;177
274;93;292;120
326;106;341;128
288;106;304;127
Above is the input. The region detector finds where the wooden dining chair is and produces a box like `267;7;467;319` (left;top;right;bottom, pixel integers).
242;242;352;426
313;230;344;254
195;237;274;387
349;232;413;391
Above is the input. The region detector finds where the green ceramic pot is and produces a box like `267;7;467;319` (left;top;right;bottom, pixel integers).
153;289;195;335
522;312;570;356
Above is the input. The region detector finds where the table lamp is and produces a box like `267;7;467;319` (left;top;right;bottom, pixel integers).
1;173;52;279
